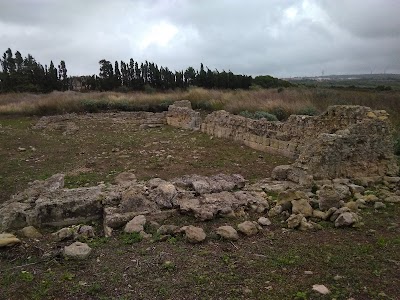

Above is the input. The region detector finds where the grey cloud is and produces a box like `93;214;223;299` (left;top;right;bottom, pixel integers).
0;0;399;77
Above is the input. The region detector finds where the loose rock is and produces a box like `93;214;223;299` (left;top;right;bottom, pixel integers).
0;233;21;247
124;215;147;233
258;217;271;226
237;221;259;236
183;225;206;243
63;242;92;260
19;226;42;238
216;225;239;241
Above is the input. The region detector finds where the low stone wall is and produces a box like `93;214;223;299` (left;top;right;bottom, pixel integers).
168;102;398;180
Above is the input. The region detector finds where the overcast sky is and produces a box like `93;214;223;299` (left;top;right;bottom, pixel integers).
1;0;399;77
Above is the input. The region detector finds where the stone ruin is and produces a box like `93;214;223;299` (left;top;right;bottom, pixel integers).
1;100;400;248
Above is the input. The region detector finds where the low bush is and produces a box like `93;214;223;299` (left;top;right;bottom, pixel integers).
239;110;278;121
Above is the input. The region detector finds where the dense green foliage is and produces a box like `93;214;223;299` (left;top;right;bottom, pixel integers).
0;48;294;93
253;75;293;88
0;48;68;92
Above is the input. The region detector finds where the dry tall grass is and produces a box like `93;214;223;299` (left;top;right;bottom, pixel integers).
0;87;399;127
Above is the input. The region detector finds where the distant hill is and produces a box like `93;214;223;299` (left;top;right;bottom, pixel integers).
285;73;400;90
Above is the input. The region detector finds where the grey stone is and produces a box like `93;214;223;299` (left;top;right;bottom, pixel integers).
258;217;272;226
19;226;42;239
124;215;147;233
216;226;239;241
63;242;92;259
318;185;341;211
237;221;259;236
374;202;386;209
157;225;180;235
334;212;359;227
291;199;313;217
183;225;206;243
287;214;303;229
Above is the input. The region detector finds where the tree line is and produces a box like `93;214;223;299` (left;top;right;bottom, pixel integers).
0;48;292;93
0;48;68;93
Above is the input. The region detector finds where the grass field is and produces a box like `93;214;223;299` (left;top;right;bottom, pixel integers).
1;87;399;125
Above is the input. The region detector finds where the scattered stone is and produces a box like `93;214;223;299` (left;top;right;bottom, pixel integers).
347;183;365;194
312;210;326;219
364;194;379;202
124;215;147;233
268;205;283;217
258;217;271;226
374;202;386;210
333;275;343;281
183;225;206;243
216;225;239;241
304;271;313;275
139;231;152;239
18;147;27;152
76;225;95;239
287;214;303;229
63;242;92;260
0;233;21;247
312;284;330;295
299;217;314;231
291;199;313;217
52;227;76;241
334;212;359;227
385;195;400;203
237;221;259;236
344;201;359;212
19;226;42;238
157;225;180;235
318;185;341;211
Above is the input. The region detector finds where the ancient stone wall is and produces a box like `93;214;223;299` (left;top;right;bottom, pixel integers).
171;103;398;180
166;100;202;130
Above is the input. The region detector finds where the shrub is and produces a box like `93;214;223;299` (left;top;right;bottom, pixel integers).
239;110;278;121
253;111;278;121
269;106;289;121
297;106;319;116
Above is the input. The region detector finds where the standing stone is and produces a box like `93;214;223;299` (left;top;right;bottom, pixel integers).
216;226;239;241
63;242;92;259
237;221;259;236
184;225;206;243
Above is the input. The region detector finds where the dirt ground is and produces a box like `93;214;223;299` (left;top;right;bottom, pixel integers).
0;114;399;300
